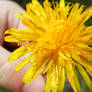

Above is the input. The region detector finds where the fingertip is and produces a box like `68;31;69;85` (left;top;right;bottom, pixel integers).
22;75;45;92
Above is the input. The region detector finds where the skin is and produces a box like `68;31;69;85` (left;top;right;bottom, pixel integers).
0;1;45;92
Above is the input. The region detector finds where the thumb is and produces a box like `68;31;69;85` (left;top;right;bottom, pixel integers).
22;75;45;92
0;46;45;92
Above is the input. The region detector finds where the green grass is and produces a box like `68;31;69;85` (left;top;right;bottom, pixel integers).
0;87;11;92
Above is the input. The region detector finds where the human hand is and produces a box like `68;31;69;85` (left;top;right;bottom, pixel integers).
0;1;45;92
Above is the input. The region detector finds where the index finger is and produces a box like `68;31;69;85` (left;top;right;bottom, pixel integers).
0;1;24;47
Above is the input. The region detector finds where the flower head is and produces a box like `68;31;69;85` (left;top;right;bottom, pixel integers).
5;0;92;92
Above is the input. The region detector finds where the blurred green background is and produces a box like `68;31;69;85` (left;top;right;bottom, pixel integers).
0;0;92;92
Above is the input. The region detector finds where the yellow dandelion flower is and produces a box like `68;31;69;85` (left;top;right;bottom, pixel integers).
4;0;92;92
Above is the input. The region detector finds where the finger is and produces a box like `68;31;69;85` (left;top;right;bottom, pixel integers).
0;46;27;91
0;46;45;92
22;75;45;92
0;1;24;47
